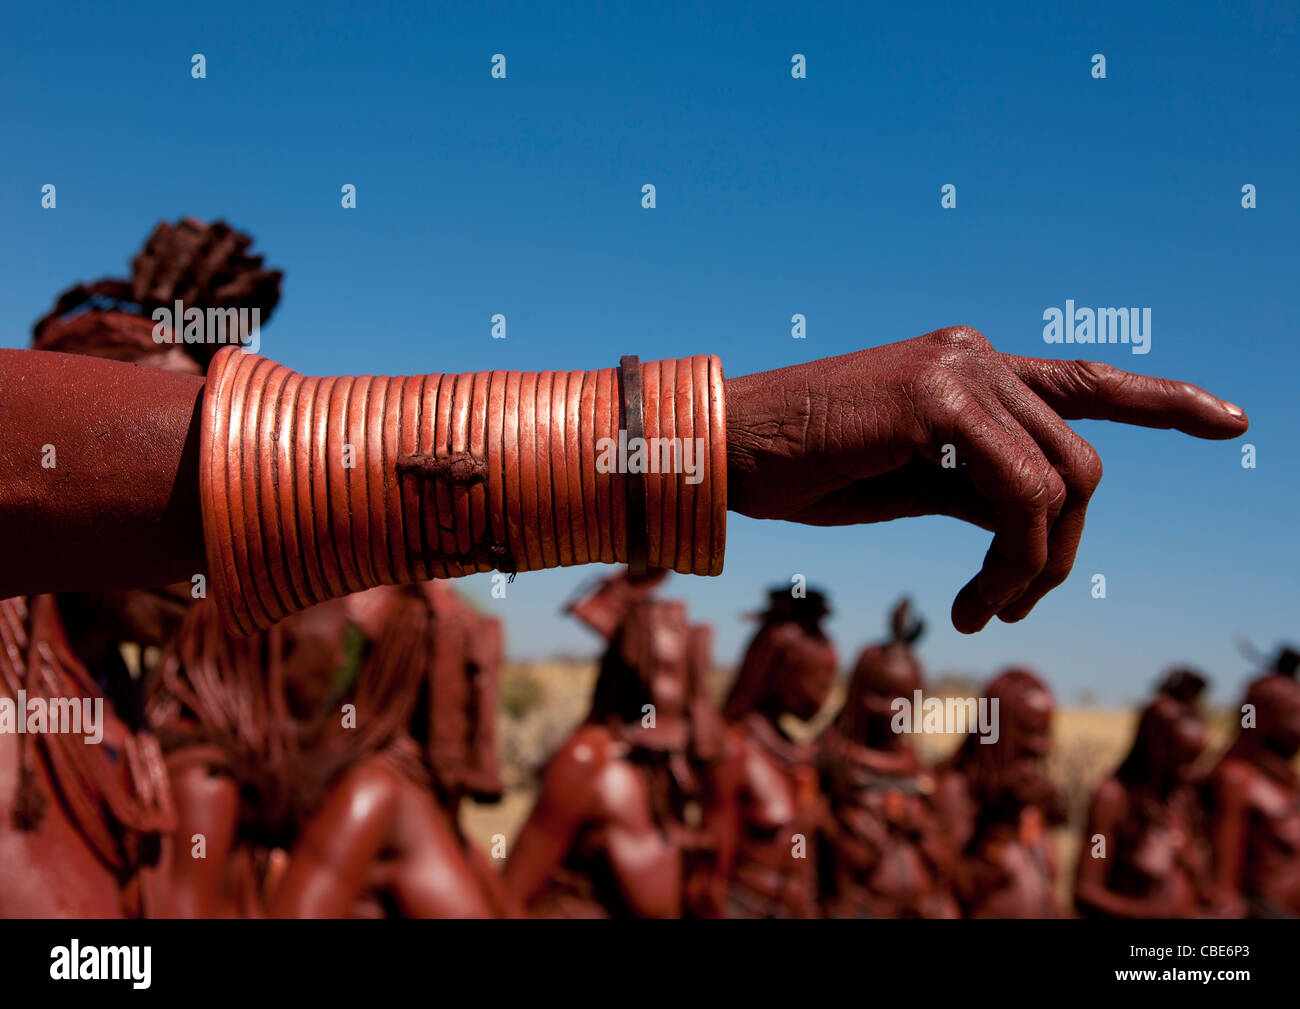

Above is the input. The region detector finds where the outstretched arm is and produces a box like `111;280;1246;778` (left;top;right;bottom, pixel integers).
0;327;1246;632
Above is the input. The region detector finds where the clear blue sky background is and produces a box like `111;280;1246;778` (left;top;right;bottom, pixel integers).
2;1;1295;703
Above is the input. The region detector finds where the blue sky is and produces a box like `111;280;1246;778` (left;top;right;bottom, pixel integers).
2;1;1296;703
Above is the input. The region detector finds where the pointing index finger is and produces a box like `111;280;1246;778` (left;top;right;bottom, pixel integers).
1004;356;1248;439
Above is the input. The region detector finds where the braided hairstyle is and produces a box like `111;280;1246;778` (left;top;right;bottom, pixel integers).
833;597;925;743
32;217;281;367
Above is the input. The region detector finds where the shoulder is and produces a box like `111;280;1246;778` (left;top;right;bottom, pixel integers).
552;724;618;768
1091;776;1128;808
321;754;406;827
540;725;622;795
1085;777;1128;821
1210;756;1258;796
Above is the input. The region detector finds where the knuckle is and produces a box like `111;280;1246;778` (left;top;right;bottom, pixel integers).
1077;443;1103;491
935;325;991;354
915;367;967;417
1022;468;1063;515
1025;469;1067;518
923;328;1000;389
1046;471;1068;511
1077;359;1120;392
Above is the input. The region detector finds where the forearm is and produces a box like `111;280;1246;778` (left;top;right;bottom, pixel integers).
0;343;765;601
1073;877;1164;919
0;347;731;634
1;328;1247;635
0;349;206;598
198;348;727;633
502;811;582;913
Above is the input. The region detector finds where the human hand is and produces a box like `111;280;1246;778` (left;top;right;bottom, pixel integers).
724;327;1247;632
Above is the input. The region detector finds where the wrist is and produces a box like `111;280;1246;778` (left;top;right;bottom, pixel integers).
724;369;802;519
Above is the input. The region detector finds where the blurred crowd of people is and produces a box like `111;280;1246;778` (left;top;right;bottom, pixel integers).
12;559;1296;918
505;570;1300;918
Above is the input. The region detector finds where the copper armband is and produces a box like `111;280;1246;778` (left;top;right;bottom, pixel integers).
198;347;727;634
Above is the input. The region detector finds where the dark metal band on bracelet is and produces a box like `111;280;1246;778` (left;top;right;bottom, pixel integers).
619;354;649;574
